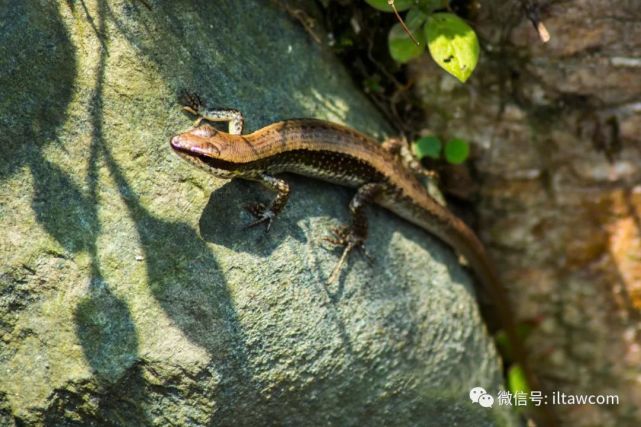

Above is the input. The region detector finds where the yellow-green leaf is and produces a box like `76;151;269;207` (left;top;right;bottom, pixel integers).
508;364;531;395
424;13;479;82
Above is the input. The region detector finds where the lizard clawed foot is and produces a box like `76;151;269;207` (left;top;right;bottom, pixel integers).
323;225;368;284
178;90;206;125
243;202;276;231
179;90;204;113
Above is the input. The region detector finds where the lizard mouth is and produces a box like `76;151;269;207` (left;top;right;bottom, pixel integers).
170;135;220;156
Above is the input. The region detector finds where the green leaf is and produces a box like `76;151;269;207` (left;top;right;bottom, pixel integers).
412;135;442;159
403;7;428;28
364;0;414;12
508;364;530;394
424;13;480;82
416;0;448;14
388;10;426;63
444;138;469;164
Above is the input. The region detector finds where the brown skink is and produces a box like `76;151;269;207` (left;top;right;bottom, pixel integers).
170;94;555;426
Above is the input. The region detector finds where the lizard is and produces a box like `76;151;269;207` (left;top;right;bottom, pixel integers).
169;93;556;426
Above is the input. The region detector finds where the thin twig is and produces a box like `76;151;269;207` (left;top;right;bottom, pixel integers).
388;0;419;46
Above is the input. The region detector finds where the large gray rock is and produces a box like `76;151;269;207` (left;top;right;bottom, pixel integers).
0;1;514;425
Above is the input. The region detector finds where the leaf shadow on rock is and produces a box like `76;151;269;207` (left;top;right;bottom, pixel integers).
65;2;152;423
0;1;150;424
72;1;263;423
0;3;74;181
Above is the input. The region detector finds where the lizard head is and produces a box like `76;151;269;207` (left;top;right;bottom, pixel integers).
170;124;245;179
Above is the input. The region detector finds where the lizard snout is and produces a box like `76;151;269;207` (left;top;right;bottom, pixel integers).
170;132;222;157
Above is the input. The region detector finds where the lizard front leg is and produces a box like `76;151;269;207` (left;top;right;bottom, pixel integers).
243;173;290;231
179;91;244;134
325;182;386;283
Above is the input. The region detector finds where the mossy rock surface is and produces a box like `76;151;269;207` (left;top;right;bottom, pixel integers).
0;1;515;425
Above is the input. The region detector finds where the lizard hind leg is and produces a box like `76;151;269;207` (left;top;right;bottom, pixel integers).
324;183;385;284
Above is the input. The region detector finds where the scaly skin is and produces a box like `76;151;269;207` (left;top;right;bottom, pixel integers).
170;98;557;426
